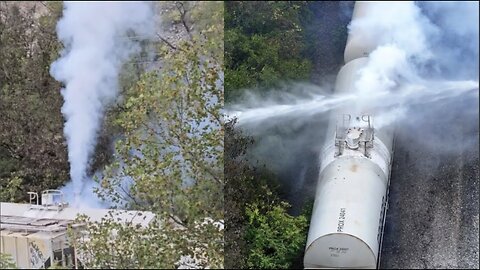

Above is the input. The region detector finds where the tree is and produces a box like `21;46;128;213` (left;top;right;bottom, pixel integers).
225;1;313;101
0;1;69;201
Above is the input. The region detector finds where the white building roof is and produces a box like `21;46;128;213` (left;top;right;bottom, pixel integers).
0;202;155;234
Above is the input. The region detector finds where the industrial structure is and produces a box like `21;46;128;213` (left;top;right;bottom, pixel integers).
304;2;395;269
0;190;155;268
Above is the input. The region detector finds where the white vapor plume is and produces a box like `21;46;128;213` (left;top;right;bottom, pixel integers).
348;1;477;127
347;2;437;61
50;2;155;208
345;2;435;127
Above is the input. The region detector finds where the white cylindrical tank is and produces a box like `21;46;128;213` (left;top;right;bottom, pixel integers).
304;1;395;269
304;157;388;268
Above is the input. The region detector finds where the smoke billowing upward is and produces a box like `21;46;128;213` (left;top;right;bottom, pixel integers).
50;2;155;207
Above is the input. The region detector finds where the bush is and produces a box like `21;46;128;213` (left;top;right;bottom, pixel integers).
245;202;308;269
0;253;16;269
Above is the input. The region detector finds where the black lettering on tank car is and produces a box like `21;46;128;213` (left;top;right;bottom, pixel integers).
337;208;346;232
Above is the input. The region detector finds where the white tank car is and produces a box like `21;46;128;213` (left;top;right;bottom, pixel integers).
304;2;395;269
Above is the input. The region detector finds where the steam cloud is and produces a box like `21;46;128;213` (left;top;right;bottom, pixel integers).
225;2;479;212
50;2;155;207
348;2;478;128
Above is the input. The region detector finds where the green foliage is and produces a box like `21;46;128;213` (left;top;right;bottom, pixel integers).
0;253;16;269
0;174;23;202
245;202;308;269
69;215;179;269
224;2;315;268
225;1;313;101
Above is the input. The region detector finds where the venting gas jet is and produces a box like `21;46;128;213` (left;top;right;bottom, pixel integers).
304;2;395;269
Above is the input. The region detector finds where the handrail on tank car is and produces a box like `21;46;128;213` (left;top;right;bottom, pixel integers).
41;189;68;210
42;189;63;195
362;115;371;128
27;192;39;205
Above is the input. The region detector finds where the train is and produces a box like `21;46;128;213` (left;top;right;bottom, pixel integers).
303;2;395;269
